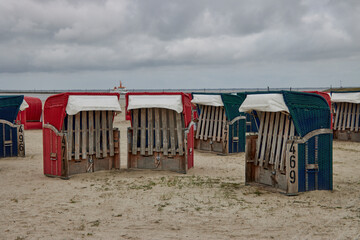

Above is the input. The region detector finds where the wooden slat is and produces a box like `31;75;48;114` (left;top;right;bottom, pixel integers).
217;107;223;142
255;112;266;165
176;112;184;155
289;120;295;138
101;111;107;158
200;105;208;140
108;111;114;156
95;111;101;158
81;111;87;160
280;116;291;171
74;113;81;160
169;111;176;155
208;106;215;139
162;109;168;155
195;106;203;139
204;106;211;141
333;103;340;130
67;115;73;160
140;108;146;155
264;112;275;166
347;103;352;128
342;103;348;130
221;109;227;141
337;103;344;130
274;113;285;169
89;111;94;155
259;112;270;166
154;108;161;152
355;104;360;132
222;109;228;153
270;112;280;165
212;107;219;142
350;103;356;131
132;109;139;155
148;108;153;155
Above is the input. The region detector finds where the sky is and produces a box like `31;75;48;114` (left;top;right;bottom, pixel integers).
0;0;359;90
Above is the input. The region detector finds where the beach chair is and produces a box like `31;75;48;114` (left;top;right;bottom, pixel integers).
0;95;26;158
43;93;121;178
242;91;333;194
191;93;247;154
126;92;194;173
16;96;43;130
331;91;360;142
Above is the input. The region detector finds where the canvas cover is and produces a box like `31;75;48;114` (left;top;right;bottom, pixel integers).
23;96;42;121
282;91;331;136
127;95;183;113
221;93;247;121
0;95;24;123
191;94;224;106
192;93;247;121
44;92;120;131
239;94;290;113
66;95;122;115
19;100;29;111
239;91;331;137
125;92;193;128
331;92;360;104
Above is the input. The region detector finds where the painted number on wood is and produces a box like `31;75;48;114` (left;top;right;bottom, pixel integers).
286;141;298;194
17;125;25;157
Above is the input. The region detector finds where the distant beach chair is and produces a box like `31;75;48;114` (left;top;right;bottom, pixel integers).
191;93;249;154
331;91;360;142
0;95;26;158
125;92;194;173
16;96;43;130
43;92;121;178
242;91;333;194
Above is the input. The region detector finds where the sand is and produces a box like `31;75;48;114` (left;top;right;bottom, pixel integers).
1;109;360;240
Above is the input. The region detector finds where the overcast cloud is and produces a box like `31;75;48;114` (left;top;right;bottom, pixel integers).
0;0;359;90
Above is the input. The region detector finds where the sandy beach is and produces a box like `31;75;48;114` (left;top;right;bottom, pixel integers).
0;107;359;240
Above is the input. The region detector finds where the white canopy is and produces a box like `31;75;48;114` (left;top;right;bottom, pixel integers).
191;94;224;107
66;95;122;115
239;94;290;113
127;95;183;113
331;92;360;104
19;100;29;111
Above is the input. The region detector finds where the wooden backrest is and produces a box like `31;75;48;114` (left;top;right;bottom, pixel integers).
131;108;185;156
255;112;296;171
63;111;115;160
195;105;227;142
333;103;360;132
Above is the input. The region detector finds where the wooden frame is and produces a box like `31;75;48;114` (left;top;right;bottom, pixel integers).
194;105;245;154
43;110;120;178
0;119;25;158
333;102;360;142
127;108;190;173
245;111;333;195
